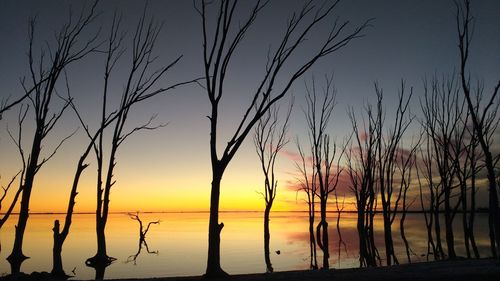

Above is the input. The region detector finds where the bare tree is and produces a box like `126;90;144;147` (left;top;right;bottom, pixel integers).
398;136;420;263
416;142;438;260
456;0;500;257
345;104;380;267
449;104;483;259
194;0;369;276
302;76;344;269
85;8;193;273
7;2;100;273
295;139;318;270
253;100;292;273
420;76;465;259
51;78;124;277
375;83;414;266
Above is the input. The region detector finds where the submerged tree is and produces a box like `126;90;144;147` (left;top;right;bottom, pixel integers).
303;76;344;269
295;139;318;270
194;0;369;276
375;83;414;266
85;8;191;273
420;76;464;259
7;2;100;273
456;0;500;257
254;100;292;273
51;77;124;277
345;104;380;267
451;108;481;259
398;136;420;263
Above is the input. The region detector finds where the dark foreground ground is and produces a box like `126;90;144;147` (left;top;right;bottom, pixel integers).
2;258;500;281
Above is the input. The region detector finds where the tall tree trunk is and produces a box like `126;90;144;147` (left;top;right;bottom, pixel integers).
205;170;227;277
469;174;480;258
460;182;471;258
316;200;329;269
263;204;273;273
382;212;397;265
434;202;444;259
52;221;65;277
400;210;411;263
357;207;367;267
96;221;108;261
308;204;318;270
444;186;456;258
485;154;500;257
7;135;42;273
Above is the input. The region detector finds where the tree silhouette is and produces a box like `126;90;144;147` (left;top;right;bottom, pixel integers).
456;0;500;257
455;125;481;258
345;103;380;267
295;138;318;270
6;1;100;273
194;0;369;276
398;136;420;263
51;75;126;277
417;124;441;260
253;100;292;273
375;83;414;266
302;76;344;269
85;7;193;272
420;76;465;259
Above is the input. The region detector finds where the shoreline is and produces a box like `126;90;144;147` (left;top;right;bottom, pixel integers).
99;258;499;281
3;258;499;280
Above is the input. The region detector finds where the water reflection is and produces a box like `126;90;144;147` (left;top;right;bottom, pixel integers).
0;212;493;279
125;212;160;265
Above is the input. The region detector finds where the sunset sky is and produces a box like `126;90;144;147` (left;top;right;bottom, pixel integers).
0;0;499;213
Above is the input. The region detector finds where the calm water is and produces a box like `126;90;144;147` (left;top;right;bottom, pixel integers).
0;212;492;279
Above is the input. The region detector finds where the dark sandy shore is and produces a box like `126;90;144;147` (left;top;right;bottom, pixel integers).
2;258;499;281
102;258;500;281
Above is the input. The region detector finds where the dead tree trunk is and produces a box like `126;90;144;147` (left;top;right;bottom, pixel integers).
254;101;291;273
421;76;465;259
398;138;420;263
51;93;118;277
456;0;500;257
85;8;188;272
263;204;272;272
296;141;318;270
417;158;437;260
206;169;225;276
7;2;99;273
195;0;369;276
375;83;413;266
301;76;343;270
346;105;380;267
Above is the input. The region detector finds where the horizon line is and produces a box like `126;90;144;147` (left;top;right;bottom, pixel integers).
2;209;491;215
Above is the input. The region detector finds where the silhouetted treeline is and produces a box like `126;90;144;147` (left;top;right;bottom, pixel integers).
0;0;498;280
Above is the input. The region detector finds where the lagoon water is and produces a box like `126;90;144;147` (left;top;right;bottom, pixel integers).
0;212;492;279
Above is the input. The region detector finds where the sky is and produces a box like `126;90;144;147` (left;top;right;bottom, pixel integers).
0;0;499;213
